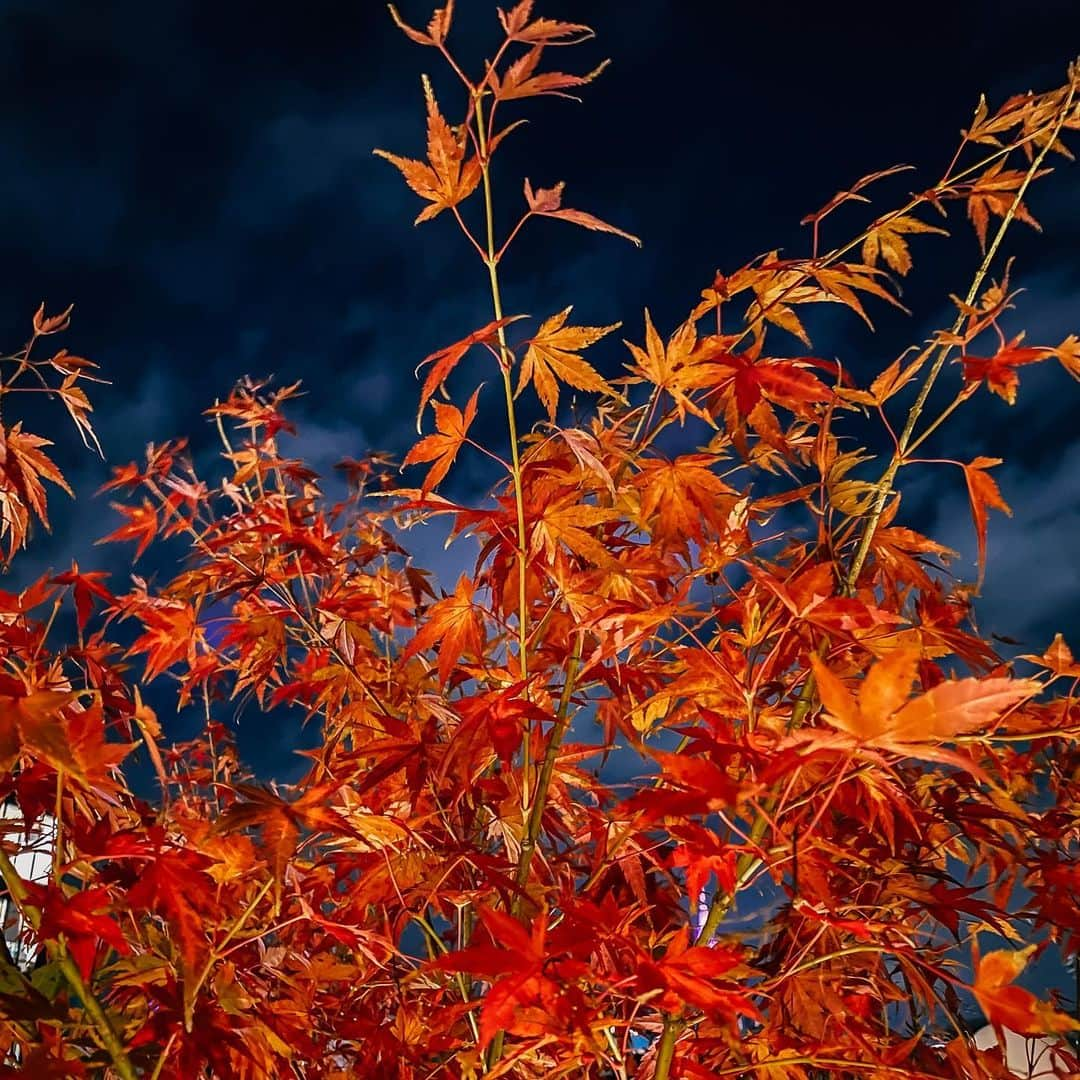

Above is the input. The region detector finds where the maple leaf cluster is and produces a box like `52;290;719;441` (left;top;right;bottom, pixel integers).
0;7;1078;1079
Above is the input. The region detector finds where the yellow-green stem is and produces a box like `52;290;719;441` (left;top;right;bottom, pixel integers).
650;817;769;1075
655;1017;678;1078
512;637;583;905
473;89;532;804
472;85;543;1075
415;911;481;1044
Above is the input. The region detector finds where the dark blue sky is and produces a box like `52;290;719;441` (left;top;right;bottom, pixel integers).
1;0;1079;776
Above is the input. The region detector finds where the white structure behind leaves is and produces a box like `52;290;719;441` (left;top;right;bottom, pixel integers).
972;1024;1076;1079
0;801;56;971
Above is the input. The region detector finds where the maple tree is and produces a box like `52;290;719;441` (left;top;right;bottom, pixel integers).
0;4;1079;1078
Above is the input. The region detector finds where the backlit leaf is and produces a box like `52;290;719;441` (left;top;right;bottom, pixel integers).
861;214;947;275
961;456;1011;586
402;386;482;494
973;943;1080;1036
400;575;484;685
374;74;481;225
524;178;641;248
515;307;620;421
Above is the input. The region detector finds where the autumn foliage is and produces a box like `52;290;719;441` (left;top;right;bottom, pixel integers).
2;4;1080;1078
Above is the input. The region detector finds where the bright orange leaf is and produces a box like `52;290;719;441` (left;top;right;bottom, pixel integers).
373;74;481;225
811;649;1039;749
515;307;620;421
961;456;1012;586
400;574;484;684
972;943;1080;1036
402;386;482;495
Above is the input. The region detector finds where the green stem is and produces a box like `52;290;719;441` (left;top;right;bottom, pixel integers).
512;636;583;905
654;1017;678;1078
183;877;273;1033
415;912;481;1043
471;84;546;1076
473;89;532;801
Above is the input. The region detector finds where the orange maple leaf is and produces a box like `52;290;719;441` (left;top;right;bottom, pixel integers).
400;575;485;685
1019;633;1080;677
964;159;1049;252
515;307;620;421
1052;333;1080;381
219;781;355;912
634;456;735;548
497;1;593;44
97;499;159;560
451;684;549;767
972;942;1080;1036
523;178;641;248
624;311;713;426
387;2;454;47
374;74;481;225
25;882;130;980
489;41;608;102
414;315;524;430
861;213;947;276
637;926;760;1020
0;423;73;557
32;302;73;336
810;649;1038;749
810;262;905;327
125;843;216;1025
0;686;82;776
52;560;114;631
961;334;1049;404
683;349;834;422
961;456;1011;587
52;368;102;454
528;499;619;568
402;386;481;495
858;347;929;407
